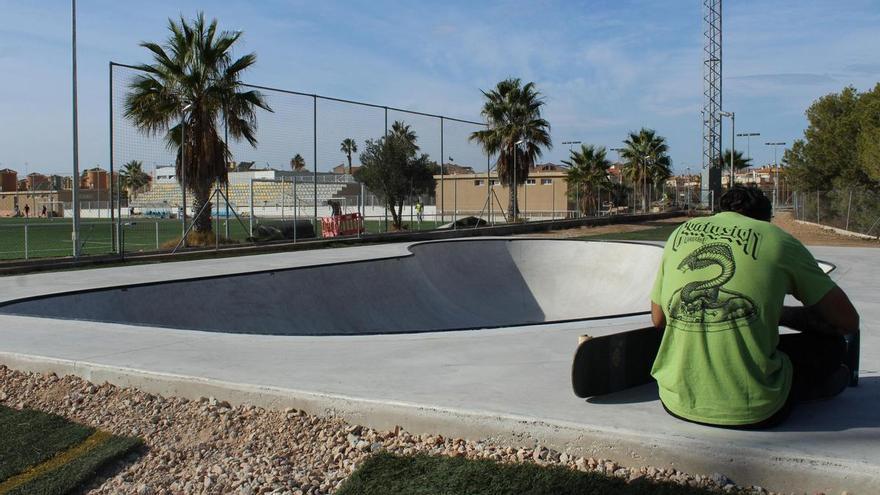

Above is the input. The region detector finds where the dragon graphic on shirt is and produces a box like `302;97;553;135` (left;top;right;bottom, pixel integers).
667;242;758;325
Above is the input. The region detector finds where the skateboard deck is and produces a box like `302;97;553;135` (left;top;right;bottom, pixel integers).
571;326;662;398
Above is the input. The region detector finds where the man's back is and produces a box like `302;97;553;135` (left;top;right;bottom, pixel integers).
650;211;836;425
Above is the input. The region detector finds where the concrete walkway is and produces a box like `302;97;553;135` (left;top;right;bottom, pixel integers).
0;240;876;493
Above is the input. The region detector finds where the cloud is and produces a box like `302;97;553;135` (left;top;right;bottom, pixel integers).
728;73;838;86
844;63;880;75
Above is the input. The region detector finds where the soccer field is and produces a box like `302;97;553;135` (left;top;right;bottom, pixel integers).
0;218;252;260
0;216;444;261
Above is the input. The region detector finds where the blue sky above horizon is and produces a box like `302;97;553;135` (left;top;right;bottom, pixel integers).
1;0;879;176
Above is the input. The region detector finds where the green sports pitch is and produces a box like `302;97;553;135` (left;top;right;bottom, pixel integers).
0;216;442;261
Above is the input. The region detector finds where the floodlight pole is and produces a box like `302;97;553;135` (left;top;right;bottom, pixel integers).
765;141;786;210
736;132;760;165
71;0;81;258
720;111;734;188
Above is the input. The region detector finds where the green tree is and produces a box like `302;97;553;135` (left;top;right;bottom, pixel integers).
290;154;306;171
620;128;672;212
354;132;436;230
784;84;880;191
469;78;552;220
119;160;150;199
124;13;271;236
563;144;611;215
340;138;358;174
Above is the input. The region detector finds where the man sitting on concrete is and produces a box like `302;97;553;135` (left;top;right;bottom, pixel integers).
650;186;859;428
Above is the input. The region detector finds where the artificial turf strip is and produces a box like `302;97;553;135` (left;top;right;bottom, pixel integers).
0;406;94;481
336;452;719;495
0;406;141;495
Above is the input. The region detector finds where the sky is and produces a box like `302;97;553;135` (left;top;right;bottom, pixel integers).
1;0;879;176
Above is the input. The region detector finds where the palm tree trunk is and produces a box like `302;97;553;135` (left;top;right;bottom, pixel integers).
191;190;213;234
347;154;352;175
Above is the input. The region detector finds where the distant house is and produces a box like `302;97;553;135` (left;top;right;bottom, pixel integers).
0;168;17;192
332;163;361;175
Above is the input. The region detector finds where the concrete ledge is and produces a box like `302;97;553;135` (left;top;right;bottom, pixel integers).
2;351;875;494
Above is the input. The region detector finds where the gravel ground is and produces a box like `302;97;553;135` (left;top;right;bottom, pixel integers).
771;212;879;247
0;366;844;495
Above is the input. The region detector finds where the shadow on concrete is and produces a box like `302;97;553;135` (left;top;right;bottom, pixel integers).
585;381;659;405
773;376;880;432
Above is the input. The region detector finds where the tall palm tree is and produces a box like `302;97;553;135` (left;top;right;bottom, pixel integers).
469;78;552;220
390;121;419;151
563;145;612;215
620;128;672;212
717;148;752;175
119;160;150;199
290;154;306;171
124;13;271;235
340;138;358;174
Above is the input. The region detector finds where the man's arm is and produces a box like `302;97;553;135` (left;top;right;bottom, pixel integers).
780;286;859;336
651;302;666;330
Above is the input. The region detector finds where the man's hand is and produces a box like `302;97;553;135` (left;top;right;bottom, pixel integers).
781;286;859;337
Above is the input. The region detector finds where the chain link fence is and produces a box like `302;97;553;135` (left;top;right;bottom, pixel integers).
792;190;880;238
0;63;679;262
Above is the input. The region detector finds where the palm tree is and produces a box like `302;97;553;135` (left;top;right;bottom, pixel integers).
469;78;552;220
563;145;612;215
390;121;419;150
290;154;306;171
124;13;271;236
340;138;358;174
119;160;150;199
717;148;752;178
620;128;672;212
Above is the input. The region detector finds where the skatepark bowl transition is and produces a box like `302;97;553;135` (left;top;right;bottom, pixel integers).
0;238;877;493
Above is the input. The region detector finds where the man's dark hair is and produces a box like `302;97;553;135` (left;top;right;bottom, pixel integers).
719;185;772;221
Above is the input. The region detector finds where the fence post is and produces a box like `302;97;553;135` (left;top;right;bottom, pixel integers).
816;191;820;224
453;178;458;229
281;176;285;221
293;175;297;244
155;221;159;250
24;224;29;261
215;188;220;251
845;189;853;232
313;95;318;231
249;178;255;236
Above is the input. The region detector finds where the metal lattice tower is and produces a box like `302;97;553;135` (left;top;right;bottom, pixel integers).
701;0;722;206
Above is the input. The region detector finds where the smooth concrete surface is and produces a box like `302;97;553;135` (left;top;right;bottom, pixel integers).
0;241;877;494
0;240;659;335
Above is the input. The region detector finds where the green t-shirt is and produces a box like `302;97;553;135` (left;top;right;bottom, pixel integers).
650;211;836;425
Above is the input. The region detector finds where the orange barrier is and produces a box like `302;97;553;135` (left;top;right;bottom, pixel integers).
321;213;364;238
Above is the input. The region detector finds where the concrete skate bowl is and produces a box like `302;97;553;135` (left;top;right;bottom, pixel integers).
0;239;661;335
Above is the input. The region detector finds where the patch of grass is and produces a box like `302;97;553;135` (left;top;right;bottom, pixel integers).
576;222;684;242
0;406;141;495
337;452;718;495
0;407;93;481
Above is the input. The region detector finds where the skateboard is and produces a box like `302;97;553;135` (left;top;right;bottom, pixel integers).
571;327;860;398
571;326;663;398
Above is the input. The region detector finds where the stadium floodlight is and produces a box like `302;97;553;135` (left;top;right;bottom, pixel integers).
736;132;760;164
